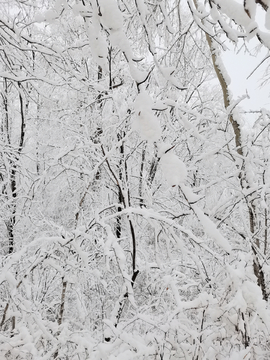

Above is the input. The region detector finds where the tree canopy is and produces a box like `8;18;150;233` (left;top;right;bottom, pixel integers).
1;1;270;359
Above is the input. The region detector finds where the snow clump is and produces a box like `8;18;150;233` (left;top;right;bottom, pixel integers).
98;0;123;30
132;92;162;142
158;143;187;187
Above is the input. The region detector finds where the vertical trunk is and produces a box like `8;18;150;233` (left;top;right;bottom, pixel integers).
116;135;125;239
139;145;146;208
7;167;16;254
192;0;268;301
6;82;26;254
2;78;11;143
0;303;9;329
54;278;67;359
58;278;67;326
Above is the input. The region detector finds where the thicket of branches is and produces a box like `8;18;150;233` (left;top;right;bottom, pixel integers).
1;1;270;359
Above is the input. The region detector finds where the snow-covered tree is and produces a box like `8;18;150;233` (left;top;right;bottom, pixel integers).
1;1;270;359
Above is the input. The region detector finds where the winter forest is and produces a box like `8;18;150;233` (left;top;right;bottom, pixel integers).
1;0;270;359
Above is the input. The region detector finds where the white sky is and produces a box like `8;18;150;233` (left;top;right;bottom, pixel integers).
222;5;270;117
223;44;269;109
